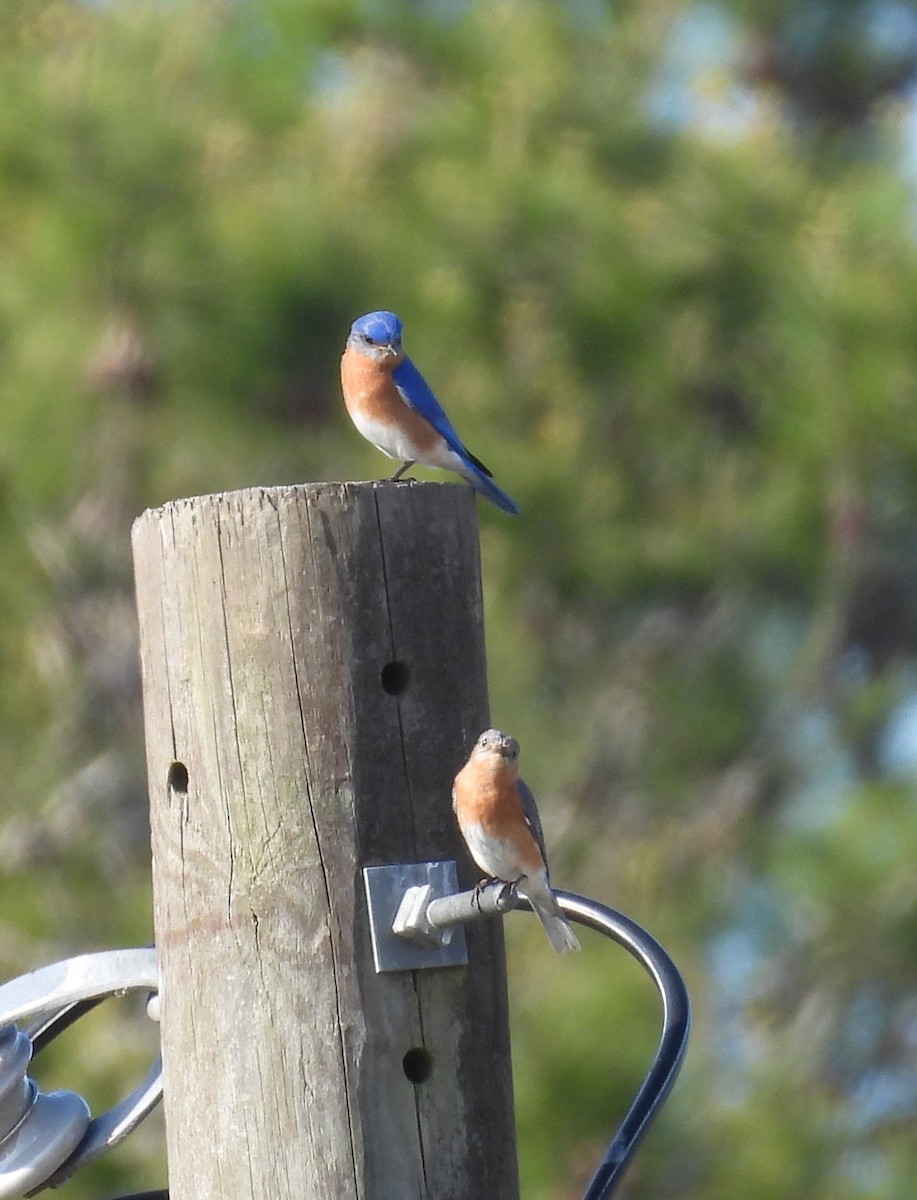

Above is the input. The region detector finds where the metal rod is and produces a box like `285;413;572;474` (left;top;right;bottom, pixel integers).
425;881;519;928
419;881;691;1198
549;890;691;1200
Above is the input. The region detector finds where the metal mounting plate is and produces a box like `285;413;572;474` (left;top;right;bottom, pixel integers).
363;861;469;973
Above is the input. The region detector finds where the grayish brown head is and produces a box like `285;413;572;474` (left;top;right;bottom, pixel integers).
473;729;520;761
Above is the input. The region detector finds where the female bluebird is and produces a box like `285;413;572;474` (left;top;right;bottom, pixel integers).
452;729;580;953
340;311;520;515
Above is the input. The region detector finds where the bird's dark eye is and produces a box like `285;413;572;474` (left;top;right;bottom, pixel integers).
364;335;377;345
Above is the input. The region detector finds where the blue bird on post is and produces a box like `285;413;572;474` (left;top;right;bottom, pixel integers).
340;310;520;515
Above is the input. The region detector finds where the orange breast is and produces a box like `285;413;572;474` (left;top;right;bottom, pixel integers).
340;349;442;457
454;754;544;872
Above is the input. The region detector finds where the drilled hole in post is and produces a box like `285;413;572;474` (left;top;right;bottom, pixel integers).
167;761;189;794
402;1047;433;1084
381;660;411;695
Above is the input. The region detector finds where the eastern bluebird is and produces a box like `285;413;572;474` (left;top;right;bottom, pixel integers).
340;310;520;515
452;729;580;953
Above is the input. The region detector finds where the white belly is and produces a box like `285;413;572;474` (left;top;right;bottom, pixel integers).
461;820;548;890
349;409;409;462
349;406;468;475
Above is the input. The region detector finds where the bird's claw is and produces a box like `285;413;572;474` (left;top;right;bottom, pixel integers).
389;460;416;483
471;877;493;911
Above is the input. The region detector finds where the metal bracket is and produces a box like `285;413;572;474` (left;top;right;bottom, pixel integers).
0;948;161;1197
363;861;470;972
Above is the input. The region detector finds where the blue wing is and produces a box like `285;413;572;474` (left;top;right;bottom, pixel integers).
392;356;470;460
391;356;521;516
518;778;549;873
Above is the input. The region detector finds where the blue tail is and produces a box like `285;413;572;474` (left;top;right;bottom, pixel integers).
462;464;521;515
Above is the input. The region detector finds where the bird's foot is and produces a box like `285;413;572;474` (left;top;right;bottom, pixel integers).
471;877;495;911
390;460;416;482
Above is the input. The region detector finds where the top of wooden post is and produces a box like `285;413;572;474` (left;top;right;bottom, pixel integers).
133;477;478;522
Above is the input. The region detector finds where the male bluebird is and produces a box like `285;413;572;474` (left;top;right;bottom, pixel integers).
340;311;520;515
452;729;580;953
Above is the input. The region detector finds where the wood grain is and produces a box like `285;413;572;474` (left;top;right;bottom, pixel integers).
132;481;518;1200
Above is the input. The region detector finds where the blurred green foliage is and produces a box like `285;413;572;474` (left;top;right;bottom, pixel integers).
2;0;917;1196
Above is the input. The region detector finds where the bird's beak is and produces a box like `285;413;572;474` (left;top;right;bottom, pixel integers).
385;342;400;358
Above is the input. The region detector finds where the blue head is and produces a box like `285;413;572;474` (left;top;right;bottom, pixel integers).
347;310;404;361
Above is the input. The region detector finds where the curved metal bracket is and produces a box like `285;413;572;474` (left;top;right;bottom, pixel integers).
0;949;162;1194
376;867;691;1198
459;886;692;1197
550;890;690;1200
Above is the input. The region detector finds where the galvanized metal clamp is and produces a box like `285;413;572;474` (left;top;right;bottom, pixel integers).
363;861;691;1200
0;948;161;1199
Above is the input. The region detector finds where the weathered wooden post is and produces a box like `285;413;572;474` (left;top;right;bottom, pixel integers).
131;481;518;1200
